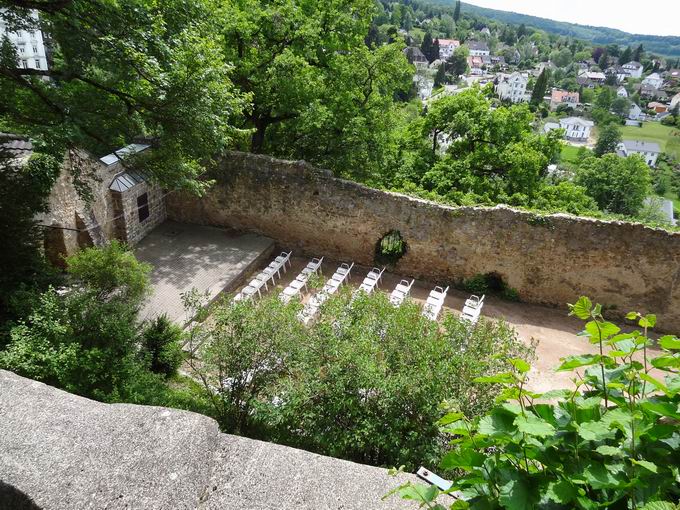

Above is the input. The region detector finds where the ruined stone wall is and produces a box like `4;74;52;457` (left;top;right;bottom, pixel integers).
166;151;680;331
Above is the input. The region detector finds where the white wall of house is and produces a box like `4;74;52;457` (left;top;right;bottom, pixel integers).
0;10;48;71
642;73;664;89
623;63;643;79
496;73;528;103
559;118;593;141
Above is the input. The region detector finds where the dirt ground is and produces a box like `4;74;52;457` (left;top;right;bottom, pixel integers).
238;254;661;392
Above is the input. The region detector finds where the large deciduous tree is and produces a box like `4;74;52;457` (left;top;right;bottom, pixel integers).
219;0;411;179
1;0;246;193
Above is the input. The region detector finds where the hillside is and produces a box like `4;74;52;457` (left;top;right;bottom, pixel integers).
430;0;680;57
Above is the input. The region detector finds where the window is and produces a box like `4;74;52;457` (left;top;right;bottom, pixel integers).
34;59;40;69
137;193;150;222
33;45;38;53
19;45;25;54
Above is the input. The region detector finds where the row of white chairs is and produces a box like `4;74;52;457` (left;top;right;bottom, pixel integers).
461;294;485;325
280;257;324;304
422;285;449;321
233;251;292;302
298;262;355;324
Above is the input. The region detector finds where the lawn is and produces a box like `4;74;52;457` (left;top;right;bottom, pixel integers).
560;144;592;163
620;122;680;159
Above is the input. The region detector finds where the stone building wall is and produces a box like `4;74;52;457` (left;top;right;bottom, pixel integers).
166;151;680;331
112;181;166;245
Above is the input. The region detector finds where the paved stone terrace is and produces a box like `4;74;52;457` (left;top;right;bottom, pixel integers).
135;221;274;324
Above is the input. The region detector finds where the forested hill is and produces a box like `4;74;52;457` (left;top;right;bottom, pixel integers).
429;0;680;57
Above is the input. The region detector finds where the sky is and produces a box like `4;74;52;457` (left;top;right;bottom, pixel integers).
464;0;680;37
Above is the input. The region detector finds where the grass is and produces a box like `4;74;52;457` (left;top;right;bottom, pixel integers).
560;144;592;163
620;122;680;159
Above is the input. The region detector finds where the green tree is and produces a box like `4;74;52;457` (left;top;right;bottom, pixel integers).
575;154;651;215
0;242;153;399
447;44;469;77
531;68;549;104
619;45;632;64
191;291;531;469
140;315;184;377
433;63;447;88
421;31;434;62
594;123;622;156
453;0;461;22
633;43;644;62
1;0;245;194
611;96;631;118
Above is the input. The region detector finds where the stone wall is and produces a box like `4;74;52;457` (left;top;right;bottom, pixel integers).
166;152;680;331
112;181;166;245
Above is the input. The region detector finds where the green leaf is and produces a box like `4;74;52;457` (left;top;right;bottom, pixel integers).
625;311;638;320
583;462;623;489
556;354;601;371
438;412;465;425
639;314;656;328
577;420;615;441
665;374;680;396
595;445;624;457
569;296;592;320
640;502;677;510
441;448;486;469
651;354;680;370
499;477;533;510
585;320;620;341
640;400;680;420
545;480;576;504
398;483;439;503
640;373;668;394
630;459;658;473
501;402;523;415
508;358;530;373
478;411;517;437
659;335;680;350
514;413;555;438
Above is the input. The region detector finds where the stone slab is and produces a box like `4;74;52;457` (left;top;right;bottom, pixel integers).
134;221;274;324
0;370;421;510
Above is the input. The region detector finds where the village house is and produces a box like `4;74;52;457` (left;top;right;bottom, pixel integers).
467;40;490;57
495;72;528;103
437;39;460;60
628;103;643;121
403;46;428;69
558;117;594;142
606;66;628;83
467;55;484;75
617;86;628;98
550;89;579;110
670;92;680;111
638;83;668;100
648;101;669;114
617;140;661;167
480;27;491;36
622;61;643;79
642;72;664;89
0;9;49;71
577;70;606;87
534;60;557;77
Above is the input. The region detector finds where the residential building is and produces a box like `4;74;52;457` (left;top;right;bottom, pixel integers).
559;117;594;142
467;55;484;75
670;92;680;111
480;27;491;36
577;70;606;87
606;66;628;83
437;39;460;60
622;61;643;79
534;61;557;77
628;103;643;120
550;89;579;110
495;72;528;103
403;47;428;69
642;72;664;89
617;140;661;167
0;9;49;71
648;102;669;114
638;83;668;100
467;41;490;57
617;86;628;98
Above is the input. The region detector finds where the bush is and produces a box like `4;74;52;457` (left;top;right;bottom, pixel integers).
463;273;520;301
140;315;184;377
392;297;680;509
190;291;532;469
463;274;489;294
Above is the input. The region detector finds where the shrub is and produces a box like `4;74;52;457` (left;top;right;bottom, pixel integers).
463;273;519;301
190;291;532;469
140;315;184;377
462;274;489;294
392;297;680;509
